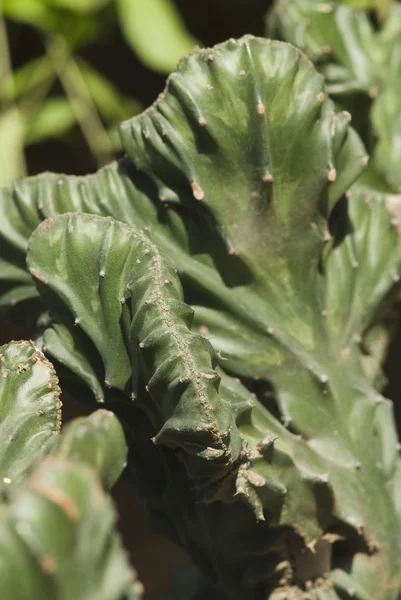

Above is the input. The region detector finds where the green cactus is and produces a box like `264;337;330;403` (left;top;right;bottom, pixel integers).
267;0;401;192
1;35;401;599
0;340;142;599
0;340;62;492
0;458;142;600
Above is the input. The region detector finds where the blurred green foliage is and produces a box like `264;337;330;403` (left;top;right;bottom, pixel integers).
0;0;198;185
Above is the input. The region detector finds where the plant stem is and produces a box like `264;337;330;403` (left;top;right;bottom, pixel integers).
0;11;27;178
46;35;113;167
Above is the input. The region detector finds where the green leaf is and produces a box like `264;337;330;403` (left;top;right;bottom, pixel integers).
77;60;142;123
0;107;26;185
47;0;111;12
3;0;55;29
117;0;198;74
0;341;61;491
26;97;76;145
0;56;53;105
0;458;142;599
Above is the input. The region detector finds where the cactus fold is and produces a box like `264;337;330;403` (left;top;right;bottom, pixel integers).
0;340;140;599
0;458;141;600
267;0;401;192
0;340;61;490
1;35;401;599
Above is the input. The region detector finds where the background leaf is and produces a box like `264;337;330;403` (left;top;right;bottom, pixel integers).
77;59;142;122
26;97;76;144
0;108;26;185
117;0;199;74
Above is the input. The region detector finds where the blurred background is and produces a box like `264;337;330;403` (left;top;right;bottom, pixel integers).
1;0;400;597
0;0;269;185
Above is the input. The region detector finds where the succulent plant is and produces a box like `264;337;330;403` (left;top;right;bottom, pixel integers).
0;340;142;599
267;0;401;193
0;34;400;599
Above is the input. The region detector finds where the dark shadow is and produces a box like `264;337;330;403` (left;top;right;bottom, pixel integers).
328;195;354;250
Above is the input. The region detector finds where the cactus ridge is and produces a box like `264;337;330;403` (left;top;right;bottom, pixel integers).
0;340;62;490
27;213;244;483
0;341;140;599
267;0;401;192
0;458;141;600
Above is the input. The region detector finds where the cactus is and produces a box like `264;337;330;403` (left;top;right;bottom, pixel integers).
0;35;401;599
0;340;62;491
267;0;401;193
0;340;142;599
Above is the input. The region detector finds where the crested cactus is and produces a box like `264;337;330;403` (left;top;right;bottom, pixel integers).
0;33;400;599
0;340;142;599
267;0;401;192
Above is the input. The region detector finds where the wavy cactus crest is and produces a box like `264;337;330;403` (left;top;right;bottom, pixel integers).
1;36;401;599
267;0;401;192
